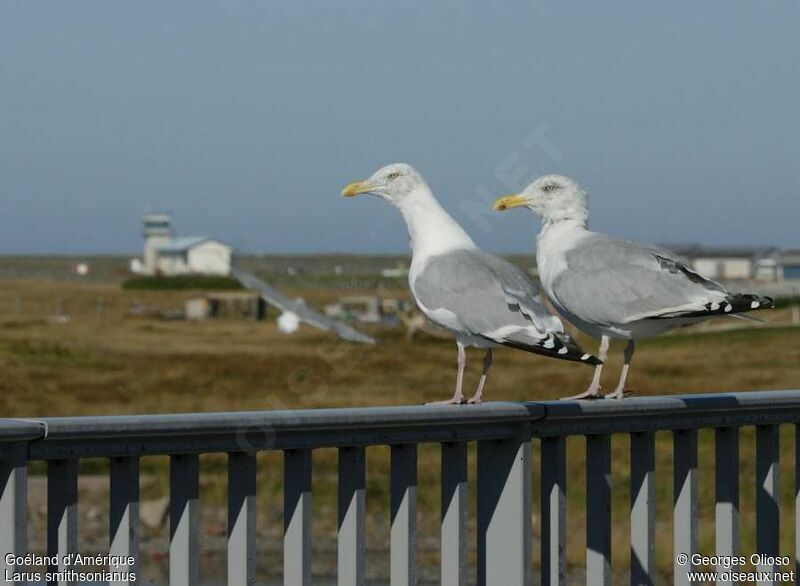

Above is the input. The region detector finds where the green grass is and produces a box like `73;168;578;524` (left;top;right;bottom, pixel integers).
774;296;800;309
6;339;88;364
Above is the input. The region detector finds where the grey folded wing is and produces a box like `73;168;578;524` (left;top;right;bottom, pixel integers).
551;235;729;326
412;249;562;338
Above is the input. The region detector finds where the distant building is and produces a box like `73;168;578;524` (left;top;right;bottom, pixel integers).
780;250;800;281
130;213;233;276
325;296;382;323
185;292;266;321
381;261;409;278
324;295;410;325
667;245;782;282
142;212;173;273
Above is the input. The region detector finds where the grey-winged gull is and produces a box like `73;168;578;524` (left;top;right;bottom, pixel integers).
341;163;599;405
493;175;774;400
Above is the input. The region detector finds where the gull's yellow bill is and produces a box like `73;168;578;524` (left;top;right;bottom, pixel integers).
341;181;376;197
492;194;528;211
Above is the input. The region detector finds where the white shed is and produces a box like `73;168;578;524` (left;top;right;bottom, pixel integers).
155;237;233;276
668;245;782;282
131;213;234;276
692;254;753;281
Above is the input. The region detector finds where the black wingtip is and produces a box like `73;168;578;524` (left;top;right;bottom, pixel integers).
648;292;776;320
725;293;774;313
757;295;775;310
581;354;604;366
552;333;603;366
480;332;601;366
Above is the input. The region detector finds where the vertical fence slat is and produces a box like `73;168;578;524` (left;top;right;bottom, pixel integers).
631;432;655;586
756;425;780;580
586;434;611;586
229;452;257;586
48;459;78;584
170;454;199;586
338;446;366;586
673;429;697;586
110;457;139;585
477;436;532;586
796;425;800;574
284;449;312;586
441;441;467;586
715;427;739;584
541;436;566;586
391;444;418;586
0;444;27;577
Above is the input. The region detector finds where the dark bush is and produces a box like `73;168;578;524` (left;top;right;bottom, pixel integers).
121;276;243;291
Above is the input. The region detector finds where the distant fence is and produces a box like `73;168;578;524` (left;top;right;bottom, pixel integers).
2;390;800;585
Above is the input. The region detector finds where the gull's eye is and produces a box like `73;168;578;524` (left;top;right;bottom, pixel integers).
543;184;558;193
387;172;401;181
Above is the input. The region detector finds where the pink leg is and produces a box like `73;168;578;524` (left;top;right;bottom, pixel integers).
468;349;493;405
426;342;467;405
605;340;635;399
560;335;610;400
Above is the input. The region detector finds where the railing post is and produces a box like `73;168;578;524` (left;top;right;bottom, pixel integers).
338;446;366;586
48;458;78;584
631;431;655;586
541;436;566;586
796;424;800;575
715;427;738;585
170;454;199;586
391;443;417;586
673;429;697;586
0;441;29;579
756;425;780;582
586;434;611;586
228;452;257;586
284;449;312;586
110;456;140;585
441;441;467;586
477;432;532;586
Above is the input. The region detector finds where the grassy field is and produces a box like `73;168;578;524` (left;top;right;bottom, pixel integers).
1;277;799;583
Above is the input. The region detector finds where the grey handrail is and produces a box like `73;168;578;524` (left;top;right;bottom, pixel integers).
2;389;797;456
2;389;799;586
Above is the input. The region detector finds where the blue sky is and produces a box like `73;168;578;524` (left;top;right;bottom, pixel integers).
1;1;798;254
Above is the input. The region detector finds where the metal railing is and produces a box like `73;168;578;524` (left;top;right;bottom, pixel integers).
1;389;799;586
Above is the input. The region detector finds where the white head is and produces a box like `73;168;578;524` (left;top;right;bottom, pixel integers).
341;163;428;208
341;161;475;254
493;174;589;225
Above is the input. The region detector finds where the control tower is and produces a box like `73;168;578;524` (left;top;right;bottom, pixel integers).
142;213;173;274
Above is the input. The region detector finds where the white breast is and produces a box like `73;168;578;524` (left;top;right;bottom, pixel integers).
536;221;587;295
